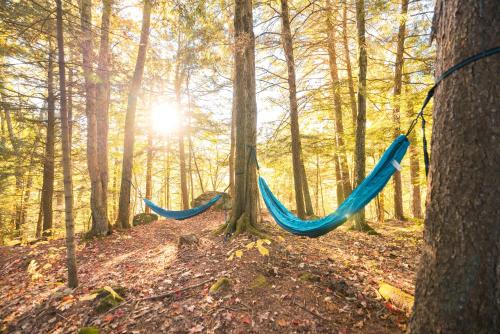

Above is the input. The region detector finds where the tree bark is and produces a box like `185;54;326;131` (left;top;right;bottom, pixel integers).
352;0;372;232
410;1;499;332
117;0;152;228
342;0;357;129
56;0;78;288
326;0;353;200
279;0;306;218
392;0;408;221
174;65;189;210
221;0;261;237
300;158;314;215
145;121;153;214
41;41;56;236
95;0;113;231
405;76;422;219
80;0;107;236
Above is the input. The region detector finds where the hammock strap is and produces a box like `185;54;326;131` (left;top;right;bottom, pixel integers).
405;46;500;176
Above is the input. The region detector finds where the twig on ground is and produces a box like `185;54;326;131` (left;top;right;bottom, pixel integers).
291;300;331;322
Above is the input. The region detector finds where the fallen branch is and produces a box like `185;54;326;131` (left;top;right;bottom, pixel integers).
136;278;213;302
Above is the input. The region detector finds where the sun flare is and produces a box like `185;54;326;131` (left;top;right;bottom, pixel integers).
150;101;180;135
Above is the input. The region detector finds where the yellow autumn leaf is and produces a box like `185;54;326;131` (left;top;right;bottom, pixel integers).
103;286;121;300
227;253;235;261
235;250;243;258
256;244;269;256
79;293;98;301
245;241;255;250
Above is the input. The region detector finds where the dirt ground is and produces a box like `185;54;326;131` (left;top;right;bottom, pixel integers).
0;209;422;333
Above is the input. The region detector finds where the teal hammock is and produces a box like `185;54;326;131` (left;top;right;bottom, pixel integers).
143;195;222;220
259;135;410;237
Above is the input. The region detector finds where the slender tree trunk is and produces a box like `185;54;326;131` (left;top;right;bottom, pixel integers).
35;190;43;238
353;0;372;232
280;0;306;218
95;0;112;231
145;123;153;214
405;77;423;219
41;42;56;236
392;0;408;221
163;138;171;209
56;0;78;288
410;0;499;332
300;158;314;215
117;0;152;228
333;148;344;206
326;1;353;200
3;101;23;232
190;137;205;194
342;0;357;128
174;66;189;210
80;0;107;236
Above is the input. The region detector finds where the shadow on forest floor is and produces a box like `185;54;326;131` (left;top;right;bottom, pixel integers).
0;210;422;333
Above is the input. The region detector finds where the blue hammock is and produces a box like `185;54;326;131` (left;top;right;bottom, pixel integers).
259;135;410;237
143;195;222;220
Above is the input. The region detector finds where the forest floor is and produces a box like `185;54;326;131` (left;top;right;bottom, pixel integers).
0;210;423;334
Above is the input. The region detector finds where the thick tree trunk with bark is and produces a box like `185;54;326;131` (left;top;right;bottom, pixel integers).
117;0;152;228
55;0;78;288
41;42;55;236
219;0;262;238
392;0;408;221
352;0;372;232
280;0;306;218
326;1;353;201
410;1;499;332
342;0;357;128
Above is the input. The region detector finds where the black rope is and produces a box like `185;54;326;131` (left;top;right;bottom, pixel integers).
405;46;500;176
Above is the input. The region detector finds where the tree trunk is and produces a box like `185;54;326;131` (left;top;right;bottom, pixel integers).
56;0;78;288
80;0;107;236
221;0;262;238
41;42;56;236
117;0;152;228
333;143;344;206
405;76;422;219
174;65;189;210
164;139;171;209
279;0;306;218
342;0;357;129
326;0;353;200
95;0;112;231
392;0;408;221
3;99;23;232
145;122;153;214
300;158;314;215
410;1;499;332
352;0;372;232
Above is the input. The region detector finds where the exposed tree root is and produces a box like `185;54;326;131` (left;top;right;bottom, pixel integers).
214;213;270;240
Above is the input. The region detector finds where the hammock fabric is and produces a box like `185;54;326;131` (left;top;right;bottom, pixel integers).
259;135;410;237
143;195;222;220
